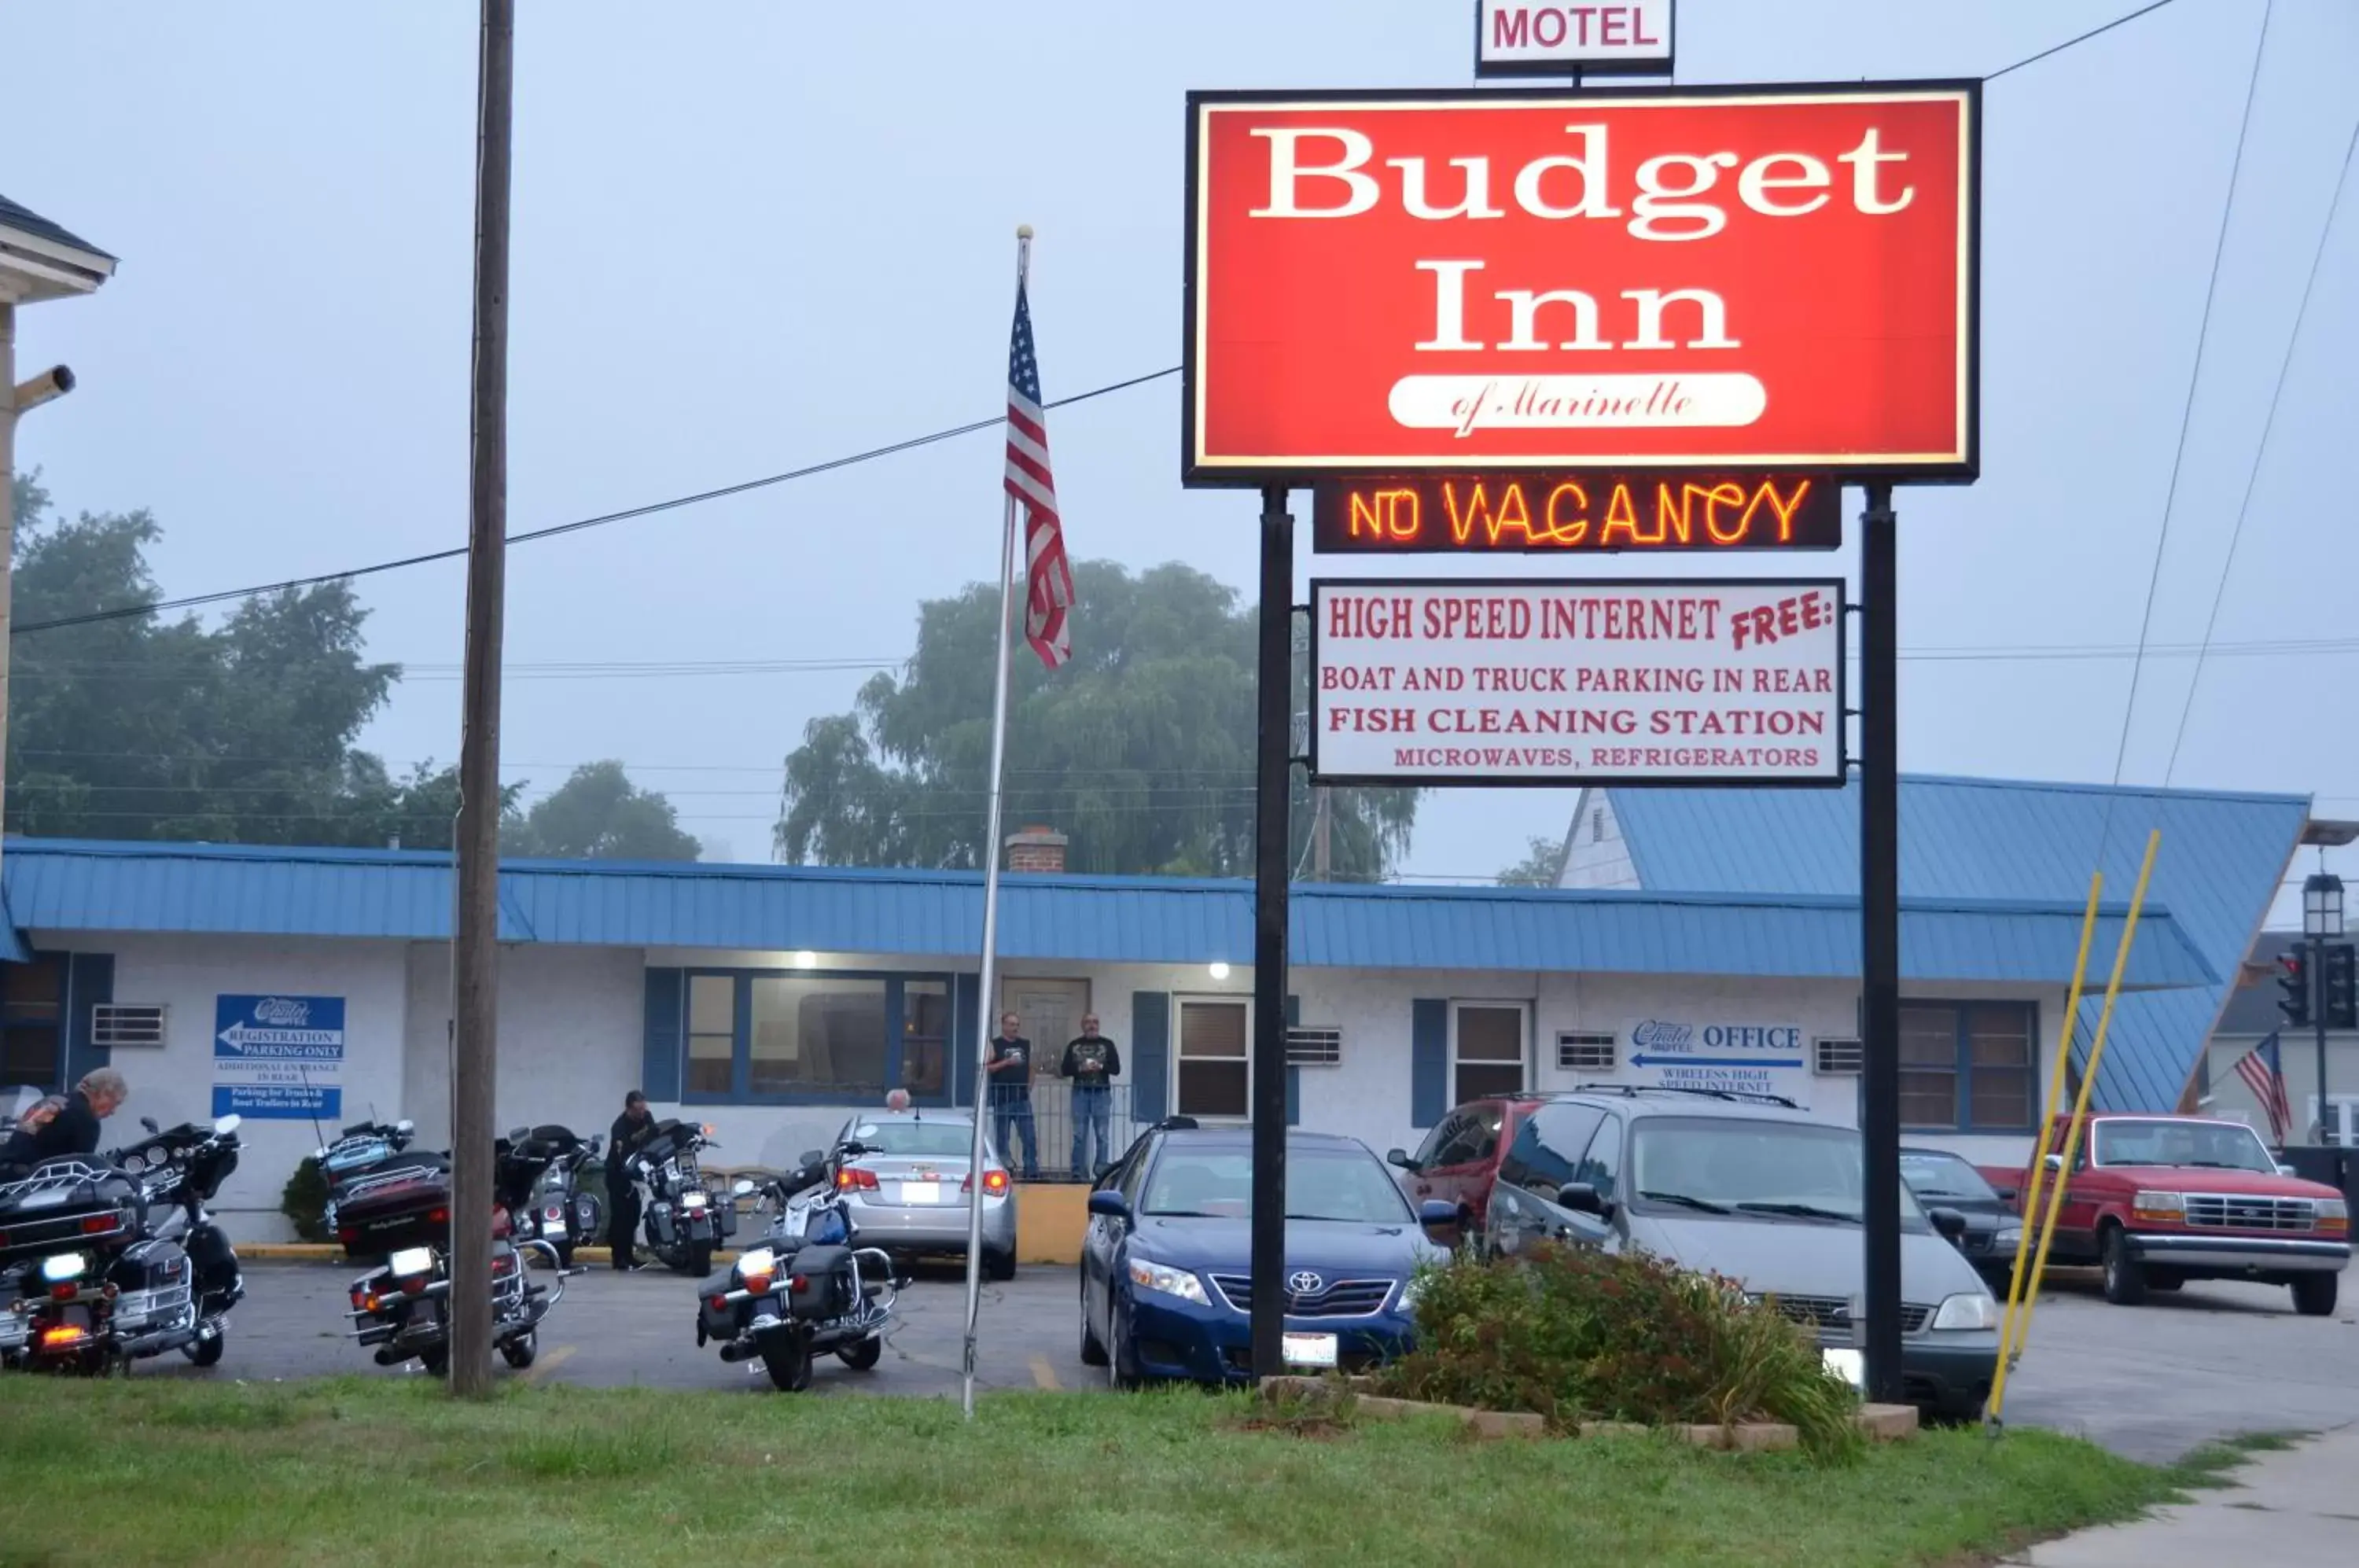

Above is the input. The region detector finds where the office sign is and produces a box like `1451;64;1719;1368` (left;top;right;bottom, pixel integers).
1477;2;1674;78
213;994;344;1121
1183;83;1978;482
1308;577;1845;786
1627;1018;1806;1098
1311;471;1839;552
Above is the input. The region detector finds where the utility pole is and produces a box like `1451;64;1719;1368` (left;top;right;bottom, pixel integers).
448;0;513;1398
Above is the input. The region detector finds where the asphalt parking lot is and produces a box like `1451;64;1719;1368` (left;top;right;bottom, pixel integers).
135;1261;2355;1459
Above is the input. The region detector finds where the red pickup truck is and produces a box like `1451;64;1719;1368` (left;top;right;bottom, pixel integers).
1979;1113;2350;1315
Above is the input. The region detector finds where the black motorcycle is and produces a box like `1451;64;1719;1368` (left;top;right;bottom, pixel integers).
331;1123;569;1373
0;1113;245;1373
695;1142;900;1392
628;1119;737;1275
495;1124;603;1272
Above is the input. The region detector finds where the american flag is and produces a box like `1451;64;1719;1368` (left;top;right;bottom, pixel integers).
2234;1029;2293;1144
1005;277;1073;669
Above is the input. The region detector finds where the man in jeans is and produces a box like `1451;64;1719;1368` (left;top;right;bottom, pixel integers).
985;1013;1040;1181
1060;1014;1121;1180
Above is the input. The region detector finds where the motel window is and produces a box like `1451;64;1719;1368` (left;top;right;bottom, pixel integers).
1899;1002;2037;1133
1176;999;1250;1120
680;970;956;1106
1;952;69;1091
1452;1003;1528;1105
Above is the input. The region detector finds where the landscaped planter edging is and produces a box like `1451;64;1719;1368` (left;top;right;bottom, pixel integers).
1256;1377;1919;1445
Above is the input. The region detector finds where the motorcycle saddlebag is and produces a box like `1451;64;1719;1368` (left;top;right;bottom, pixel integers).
107;1239;194;1335
335;1169;452;1259
0;1161;144;1264
786;1244;854;1320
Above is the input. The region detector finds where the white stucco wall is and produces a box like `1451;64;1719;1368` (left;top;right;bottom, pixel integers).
32;928;2092;1239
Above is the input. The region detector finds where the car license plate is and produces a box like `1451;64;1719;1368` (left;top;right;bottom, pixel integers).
1282;1332;1338;1368
901;1182;940;1205
1820;1348;1864;1390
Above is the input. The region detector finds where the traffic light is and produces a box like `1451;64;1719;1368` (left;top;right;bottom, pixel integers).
2277;950;2312;1029
2325;944;2357;1032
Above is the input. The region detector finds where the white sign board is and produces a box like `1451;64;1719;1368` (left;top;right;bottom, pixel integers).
1476;2;1674;76
1308;578;1845;786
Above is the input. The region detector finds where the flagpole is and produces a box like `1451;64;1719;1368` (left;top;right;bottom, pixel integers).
961;225;1032;1422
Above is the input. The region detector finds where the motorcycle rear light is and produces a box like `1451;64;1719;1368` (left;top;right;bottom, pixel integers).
707;1294;728;1312
427;1207;449;1226
39;1324;88;1349
742;1272;773;1297
337;1228;359;1248
492;1253;517;1279
789;1275;808;1293
836;1168;879;1191
49;1283;75;1302
79;1215;116;1235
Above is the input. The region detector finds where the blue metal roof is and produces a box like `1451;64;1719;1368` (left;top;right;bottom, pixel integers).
0;837;2212;989
1601;775;2309;1111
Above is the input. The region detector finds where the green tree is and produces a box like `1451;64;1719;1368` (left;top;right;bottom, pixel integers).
775;560;1420;878
506;761;701;860
1496;834;1569;887
4;480;612;850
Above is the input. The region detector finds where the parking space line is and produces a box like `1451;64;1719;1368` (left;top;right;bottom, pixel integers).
1029;1355;1060;1390
523;1343;576;1382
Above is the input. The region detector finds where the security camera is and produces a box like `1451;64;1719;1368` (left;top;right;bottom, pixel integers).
10;365;74;414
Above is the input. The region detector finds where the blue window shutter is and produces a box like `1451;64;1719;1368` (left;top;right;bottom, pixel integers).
1411;998;1448;1130
1132;992;1169;1124
1285;993;1301;1126
64;953;115;1087
953;974;981;1108
641;968;683;1102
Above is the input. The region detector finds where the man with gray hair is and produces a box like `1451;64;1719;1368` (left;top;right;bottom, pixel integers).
1;1067;126;1169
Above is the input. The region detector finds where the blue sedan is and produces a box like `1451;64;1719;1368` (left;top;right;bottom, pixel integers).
1079;1123;1456;1386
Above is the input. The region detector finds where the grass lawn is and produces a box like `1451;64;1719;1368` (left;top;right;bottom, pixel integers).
0;1379;2253;1567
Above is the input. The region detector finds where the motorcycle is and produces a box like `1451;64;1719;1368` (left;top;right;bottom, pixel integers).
495;1124;603;1272
628;1119;737;1275
331;1124;569;1373
0;1113;245;1373
695;1140;902;1392
315;1118;436;1251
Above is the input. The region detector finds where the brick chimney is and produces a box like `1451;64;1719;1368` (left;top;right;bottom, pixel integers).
1004;825;1068;874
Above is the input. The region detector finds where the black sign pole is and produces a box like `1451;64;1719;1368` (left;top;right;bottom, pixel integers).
1858;482;1903;1405
1250;484;1294;1380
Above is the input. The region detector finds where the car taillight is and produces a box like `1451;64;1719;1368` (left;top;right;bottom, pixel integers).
962;1169;1010;1195
836;1168;879;1191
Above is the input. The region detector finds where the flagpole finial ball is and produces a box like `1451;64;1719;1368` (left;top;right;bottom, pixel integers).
1017;224;1034;239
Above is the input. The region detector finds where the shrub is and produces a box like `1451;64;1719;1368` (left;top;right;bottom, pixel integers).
1375;1243;1862;1458
281;1156;331;1242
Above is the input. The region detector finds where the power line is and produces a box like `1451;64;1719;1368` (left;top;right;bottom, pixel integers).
2101;0;2270;820
9;366;1180;638
2162;105;2359;786
1986;0;2181;81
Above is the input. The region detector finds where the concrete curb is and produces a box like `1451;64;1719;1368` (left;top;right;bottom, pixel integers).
1257;1377;1919;1445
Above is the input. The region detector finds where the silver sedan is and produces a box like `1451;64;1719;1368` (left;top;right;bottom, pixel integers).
826;1110;1020;1279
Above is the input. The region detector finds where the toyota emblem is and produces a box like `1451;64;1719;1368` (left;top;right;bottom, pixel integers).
1286;1270;1324;1296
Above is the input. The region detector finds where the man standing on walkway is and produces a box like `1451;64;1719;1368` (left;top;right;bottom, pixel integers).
1060;1013;1121;1180
605;1090;653;1271
985;1012;1040;1181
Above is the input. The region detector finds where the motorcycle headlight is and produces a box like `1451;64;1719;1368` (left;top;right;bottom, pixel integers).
39;1252;87;1284
1931;1291;2000;1331
1126;1257;1209;1306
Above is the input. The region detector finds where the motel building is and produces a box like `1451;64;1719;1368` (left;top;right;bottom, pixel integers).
0;775;2312;1244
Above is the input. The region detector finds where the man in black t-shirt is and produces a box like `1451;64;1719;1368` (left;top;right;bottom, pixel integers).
1060;1014;1121;1179
605;1091;654;1271
984;1014;1040;1180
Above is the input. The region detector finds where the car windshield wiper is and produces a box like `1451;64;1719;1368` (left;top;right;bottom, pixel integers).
2175;1160;2252;1169
1636;1190;1732;1214
1734;1202;1861;1224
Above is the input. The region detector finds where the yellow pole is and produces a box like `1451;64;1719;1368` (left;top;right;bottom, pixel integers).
1987;870;2102;1408
1986;829;2161;1430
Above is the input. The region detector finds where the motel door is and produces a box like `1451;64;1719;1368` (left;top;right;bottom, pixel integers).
1003;978;1091;1085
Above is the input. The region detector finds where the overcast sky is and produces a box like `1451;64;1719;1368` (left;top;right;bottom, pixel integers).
9;1;2357;920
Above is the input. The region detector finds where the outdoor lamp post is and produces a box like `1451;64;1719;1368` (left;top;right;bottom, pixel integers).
2304;871;2343;1142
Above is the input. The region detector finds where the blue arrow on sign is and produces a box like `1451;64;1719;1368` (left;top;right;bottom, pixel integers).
1629;1054;1805;1069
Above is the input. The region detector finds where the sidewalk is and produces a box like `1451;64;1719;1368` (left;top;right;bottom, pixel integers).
2009;1425;2359;1566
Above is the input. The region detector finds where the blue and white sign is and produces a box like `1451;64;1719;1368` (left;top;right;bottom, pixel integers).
212;994;344;1120
1628;1018;1805;1098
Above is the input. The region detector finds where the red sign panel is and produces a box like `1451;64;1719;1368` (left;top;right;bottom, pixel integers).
1184;83;1978;484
